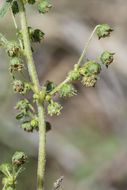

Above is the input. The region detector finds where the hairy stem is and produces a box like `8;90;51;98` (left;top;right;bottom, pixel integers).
18;0;46;189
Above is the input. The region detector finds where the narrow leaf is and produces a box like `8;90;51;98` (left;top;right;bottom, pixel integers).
0;0;13;19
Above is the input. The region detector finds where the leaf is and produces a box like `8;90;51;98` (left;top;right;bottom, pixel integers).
0;0;14;19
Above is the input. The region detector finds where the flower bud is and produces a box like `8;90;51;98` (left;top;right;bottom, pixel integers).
30;118;38;131
22;83;31;94
6;41;20;57
12;152;27;165
45;95;51;102
59;84;77;98
68;70;80;81
21;121;33;132
46;121;51;132
9;57;24;73
37;0;52;14
101;51;115;67
15;98;29;111
47;101;62;116
82;74;98;87
32;29;45;43
45;80;57;93
0;163;12;176
87;62;101;74
96;24;113;39
13;80;24;94
12;1;19;15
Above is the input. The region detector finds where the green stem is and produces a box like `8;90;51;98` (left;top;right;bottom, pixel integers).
18;0;39;93
49;77;70;96
75;25;100;69
18;1;46;190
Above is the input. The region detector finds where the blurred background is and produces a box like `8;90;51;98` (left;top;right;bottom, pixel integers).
0;0;127;189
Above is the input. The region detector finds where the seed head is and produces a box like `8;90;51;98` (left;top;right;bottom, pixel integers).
12;152;27;165
87;62;101;74
21;121;33;132
96;24;113;39
37;0;52;14
59;84;77;98
82;74;98;87
47;101;62;116
101;51;115;67
9;57;24;73
6;41;20;57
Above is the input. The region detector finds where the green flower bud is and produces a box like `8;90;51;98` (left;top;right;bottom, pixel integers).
101;51;115;67
13;80;24;94
12;1;19;15
32;29;45;43
45;80;57;93
59;84;77;98
22;83;31;94
6;41;20;57
82;74;98;87
0;163;12;176
96;24;113;39
15;99;30;111
30;118;38;131
21;121;33;132
15;99;30;120
68;70;80;81
37;0;52;14
47;101;62;116
87;62;101;74
45;95;51;102
9;57;24;73
12;152;27;165
46;121;51;132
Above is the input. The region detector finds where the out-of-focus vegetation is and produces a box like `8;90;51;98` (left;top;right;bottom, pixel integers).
0;0;127;189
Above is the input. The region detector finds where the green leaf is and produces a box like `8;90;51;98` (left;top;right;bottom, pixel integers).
0;0;14;19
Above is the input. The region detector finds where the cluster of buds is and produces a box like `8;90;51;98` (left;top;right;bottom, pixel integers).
28;27;45;43
59;84;77;98
37;0;52;14
68;69;80;81
0;152;27;190
47;101;62;116
15;99;39;132
6;41;20;57
21;117;39;132
13;80;30;94
79;62;100;87
9;57;24;73
82;74;98;87
15;99;33;120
